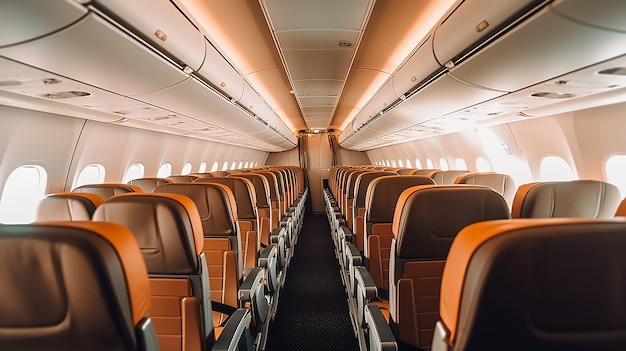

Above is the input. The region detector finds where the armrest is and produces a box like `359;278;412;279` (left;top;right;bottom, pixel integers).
344;242;362;296
238;267;268;327
135;317;159;351
431;321;451;351
258;243;276;267
339;225;353;244
355;266;378;327
336;225;351;256
270;227;286;270
364;304;397;351
258;243;279;296
212;308;254;351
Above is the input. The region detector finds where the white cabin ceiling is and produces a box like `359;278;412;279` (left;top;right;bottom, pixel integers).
259;0;375;131
176;0;458;133
2;0;625;152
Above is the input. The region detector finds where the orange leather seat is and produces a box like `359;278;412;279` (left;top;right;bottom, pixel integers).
94;193;255;351
434;218;626;351
72;182;143;199
35;192;103;221
427;170;469;185
152;183;243;327
168;175;200;183
512;180;621;218
454;172;517;208
195;176;260;272
0;221;156;351
128;177;173;192
365;184;510;350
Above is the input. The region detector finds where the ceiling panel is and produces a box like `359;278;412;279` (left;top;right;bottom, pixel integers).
263;0;372;31
300;96;337;107
276;30;360;50
282;49;355;80
261;0;375;131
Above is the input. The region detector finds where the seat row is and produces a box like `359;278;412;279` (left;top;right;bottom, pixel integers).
9;166;308;351
323;165;626;350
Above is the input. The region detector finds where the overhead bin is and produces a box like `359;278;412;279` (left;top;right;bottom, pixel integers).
432;0;543;66
443;0;626;92
239;82;273;122
341;74;504;148
0;13;188;96
196;41;245;101
392;36;440;98
91;0;207;71
353;80;398;131
0;0;88;47
552;0;626;32
134;77;228;118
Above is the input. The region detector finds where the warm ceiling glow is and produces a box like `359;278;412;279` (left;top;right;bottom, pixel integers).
173;0;299;133
177;0;254;74
338;0;457;132
382;1;457;72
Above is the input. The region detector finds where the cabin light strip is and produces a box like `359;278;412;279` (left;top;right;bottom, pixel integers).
88;4;295;149
448;0;552;68
340;67;447;143
340;0;552;150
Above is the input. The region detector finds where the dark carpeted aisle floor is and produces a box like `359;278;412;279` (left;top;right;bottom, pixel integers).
264;214;359;351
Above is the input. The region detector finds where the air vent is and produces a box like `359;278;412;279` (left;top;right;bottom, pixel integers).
598;67;626;76
147;115;177;121
531;92;575;99
44;91;90;99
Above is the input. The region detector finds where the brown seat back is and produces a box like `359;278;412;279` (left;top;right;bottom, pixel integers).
153;183;240;326
167;175;200;183
35;192;103;221
454;172;517;208
256;171;281;230
363;175;435;288
72;183;143;200
512;180;622;218
94;193;212;351
390;184;510;349
195;176;259;270
427;170;468;184
128;177;174;192
436;218;626;351
233;173;273;246
0;222;154;351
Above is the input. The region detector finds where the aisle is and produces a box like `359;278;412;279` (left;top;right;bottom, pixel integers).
264;214;359;351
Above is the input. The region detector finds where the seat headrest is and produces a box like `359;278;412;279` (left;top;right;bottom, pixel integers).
455;172;517;207
0;222;150;349
167;175;199;183
393;185;510;259
153;183;237;236
256;172;280;200
409;168;441;176
365;175;435;223
512;180;622;218
195;177;257;220
427;170;469;184
127;177;173;192
353;171;396;207
440;218;626;349
345;170;367;198
235;173;271;208
36;192;104;221
93;193;204;274
72;183;143;200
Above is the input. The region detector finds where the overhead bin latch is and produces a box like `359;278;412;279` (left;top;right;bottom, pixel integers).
154;29;167;41
475;20;490;33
